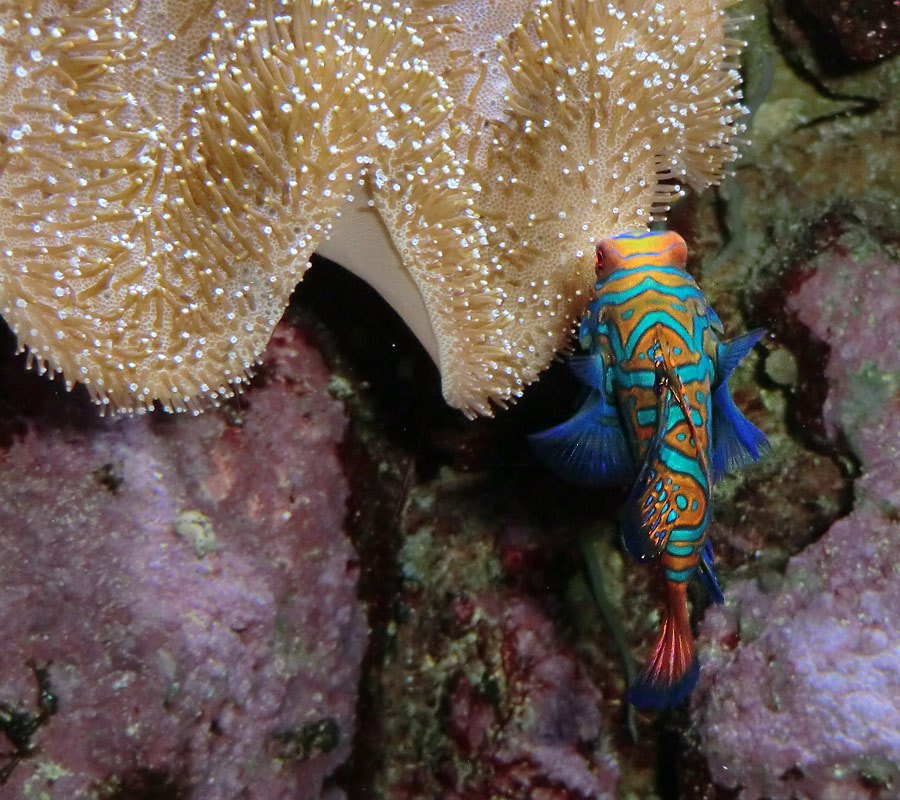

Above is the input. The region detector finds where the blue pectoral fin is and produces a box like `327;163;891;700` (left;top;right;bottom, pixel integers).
697;539;724;604
711;382;769;480
717;328;766;383
529;390;634;486
567;354;606;389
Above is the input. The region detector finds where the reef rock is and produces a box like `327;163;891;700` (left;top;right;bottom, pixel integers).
0;321;366;799
369;480;623;799
694;244;900;799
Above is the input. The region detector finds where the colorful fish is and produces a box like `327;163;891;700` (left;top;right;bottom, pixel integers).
531;229;767;709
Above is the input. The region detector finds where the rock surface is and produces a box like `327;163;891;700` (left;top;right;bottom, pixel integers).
372;488;624;800
0;321;367;799
694;246;900;800
775;0;900;66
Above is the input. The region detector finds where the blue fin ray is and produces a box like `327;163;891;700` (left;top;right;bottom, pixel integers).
626;658;699;709
568;354;606;389
529;391;634;486
697;539;724;604
717;328;765;384
712;382;769;480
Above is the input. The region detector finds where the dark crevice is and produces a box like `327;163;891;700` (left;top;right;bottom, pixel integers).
673;723;743;800
0;663;58;786
655;709;685;800
767;3;882;124
743;210;863;556
98;768;190;800
750;210;861;472
0;318;103;445
288;256;443;797
770;0;899;78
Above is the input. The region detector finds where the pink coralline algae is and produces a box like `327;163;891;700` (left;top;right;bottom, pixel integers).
694;246;900;799
379;504;622;799
0;322;367;799
446;594;620;799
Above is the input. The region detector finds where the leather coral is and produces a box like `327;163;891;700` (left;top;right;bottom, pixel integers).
0;0;745;416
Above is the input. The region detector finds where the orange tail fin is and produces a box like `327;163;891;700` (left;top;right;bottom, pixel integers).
626;583;699;709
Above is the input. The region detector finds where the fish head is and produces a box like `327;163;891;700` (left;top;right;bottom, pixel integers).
594;230;688;283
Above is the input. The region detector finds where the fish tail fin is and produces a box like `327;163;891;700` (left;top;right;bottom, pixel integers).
626;583;698;709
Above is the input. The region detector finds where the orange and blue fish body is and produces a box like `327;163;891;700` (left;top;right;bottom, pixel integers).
531;230;767;709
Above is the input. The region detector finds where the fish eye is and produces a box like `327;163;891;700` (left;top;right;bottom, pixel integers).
594;241;617;281
594;243;605;280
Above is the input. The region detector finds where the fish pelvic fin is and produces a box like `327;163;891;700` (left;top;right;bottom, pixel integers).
621;345;708;561
626;582;699;709
698;539;725;604
621;369;673;560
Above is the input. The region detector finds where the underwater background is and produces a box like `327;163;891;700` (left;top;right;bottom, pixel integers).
0;0;898;798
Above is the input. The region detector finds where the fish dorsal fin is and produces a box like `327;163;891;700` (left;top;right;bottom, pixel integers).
621;366;675;560
529;389;634;486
